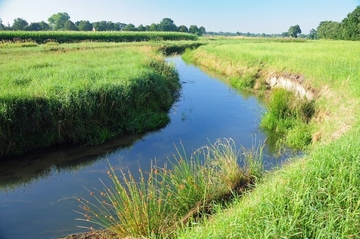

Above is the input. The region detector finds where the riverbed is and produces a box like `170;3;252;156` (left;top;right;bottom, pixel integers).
0;56;288;239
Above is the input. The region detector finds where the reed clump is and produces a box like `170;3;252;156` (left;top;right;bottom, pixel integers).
76;138;264;238
260;88;315;150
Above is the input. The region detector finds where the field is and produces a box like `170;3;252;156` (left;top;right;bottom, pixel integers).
0;42;182;157
175;39;360;238
2;36;360;238
0;31;198;43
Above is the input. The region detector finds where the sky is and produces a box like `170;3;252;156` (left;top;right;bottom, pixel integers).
0;0;359;34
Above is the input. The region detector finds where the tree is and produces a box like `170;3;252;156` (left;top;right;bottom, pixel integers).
199;26;206;36
64;20;77;31
178;25;188;32
77;20;93;31
39;21;50;31
339;6;360;40
316;21;340;39
288;25;301;38
106;21;115;31
12;18;28;31
159;18;177;31
137;24;146;31
123;23;136;31
27;22;43;31
282;32;289;37
307;28;317;40
48;12;70;30
115;22;126;31
0;18;5;30
149;23;158;31
189;25;199;35
92;21;107;31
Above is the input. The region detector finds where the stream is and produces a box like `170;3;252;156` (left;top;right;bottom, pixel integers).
0;56;290;239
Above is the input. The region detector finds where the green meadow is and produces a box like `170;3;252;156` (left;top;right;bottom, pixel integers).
175;38;360;238
0;42;182;157
2;35;360;238
0;31;198;43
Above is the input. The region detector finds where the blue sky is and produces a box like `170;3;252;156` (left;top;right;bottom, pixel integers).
0;0;359;34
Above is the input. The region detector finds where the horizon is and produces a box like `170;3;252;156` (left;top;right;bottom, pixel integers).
0;0;359;34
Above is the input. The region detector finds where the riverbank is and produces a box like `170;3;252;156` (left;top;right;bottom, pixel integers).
176;39;360;238
0;42;183;157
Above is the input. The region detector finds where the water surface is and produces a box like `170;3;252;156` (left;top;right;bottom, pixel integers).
0;56;287;239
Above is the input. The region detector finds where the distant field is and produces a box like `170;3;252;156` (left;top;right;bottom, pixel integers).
0;43;180;157
0;31;198;43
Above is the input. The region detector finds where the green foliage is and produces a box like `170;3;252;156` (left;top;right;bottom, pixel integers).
177;39;360;238
76;20;93;31
159;18;177;32
177;129;360;239
0;31;198;43
260;89;314;150
12;18;28;31
0;44;181;157
122;23;136;31
64;20;77;31
48;12;70;30
307;28;317;39
317;21;341;39
339;6;360;40
230;75;255;89
189;25;206;36
288;24;302;38
76;138;264;238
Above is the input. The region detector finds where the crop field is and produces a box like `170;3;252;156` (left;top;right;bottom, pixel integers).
0;42;180;157
0;31;198;44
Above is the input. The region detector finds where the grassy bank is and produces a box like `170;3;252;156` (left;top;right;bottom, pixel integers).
74;139;264;238
0;42;181;157
0;31;198;44
175;39;360;238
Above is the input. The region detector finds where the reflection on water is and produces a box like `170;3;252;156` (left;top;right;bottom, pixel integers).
0;132;147;191
0;56;290;239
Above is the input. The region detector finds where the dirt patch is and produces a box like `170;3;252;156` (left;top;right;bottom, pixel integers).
265;73;316;100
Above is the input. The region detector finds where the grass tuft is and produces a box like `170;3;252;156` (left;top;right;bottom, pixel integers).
76;138;264;238
260;89;315;150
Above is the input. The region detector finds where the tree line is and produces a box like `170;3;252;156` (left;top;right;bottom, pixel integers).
302;5;360;40
0;12;206;36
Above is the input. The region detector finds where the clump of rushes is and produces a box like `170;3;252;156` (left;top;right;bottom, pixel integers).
260;89;315;150
75;138;264;238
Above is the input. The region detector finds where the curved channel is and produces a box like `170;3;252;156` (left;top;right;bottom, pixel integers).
0;56;288;239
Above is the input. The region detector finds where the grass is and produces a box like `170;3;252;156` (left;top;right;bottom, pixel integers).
0;31;198;43
174;38;360;238
260;88;315;150
0;42;181;157
75;138;264;238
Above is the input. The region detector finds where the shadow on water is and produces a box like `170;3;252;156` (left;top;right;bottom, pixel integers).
0;132;150;191
0;56;296;239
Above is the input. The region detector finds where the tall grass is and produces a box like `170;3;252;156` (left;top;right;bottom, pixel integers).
76;138;264;238
0;31;198;44
182;39;360;143
177;128;360;239
261;88;315;150
176;39;360;238
0;44;180;157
